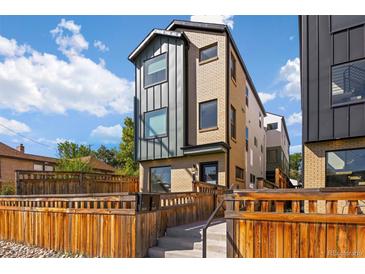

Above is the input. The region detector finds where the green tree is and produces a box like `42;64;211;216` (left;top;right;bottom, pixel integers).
94;145;122;168
289;153;302;181
118;117;138;176
56;141;93;172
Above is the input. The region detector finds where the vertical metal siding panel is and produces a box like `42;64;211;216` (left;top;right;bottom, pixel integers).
334;107;349;138
139;53;147;161
135;61;141;161
302;16;309;143
168;39;176;157
160;37;169;158
333;30;348;64
318;16;333;140
349;104;365;136
349;25;364;61
176;40;184;156
308;16;319;141
154;37;162;160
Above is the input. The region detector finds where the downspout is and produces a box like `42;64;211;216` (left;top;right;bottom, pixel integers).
225;32;230;188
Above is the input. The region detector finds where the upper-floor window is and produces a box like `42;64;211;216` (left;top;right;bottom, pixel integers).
254;137;258;147
144;108;167;139
235;166;244;181
199;43;218;63
144;53;167;88
259;113;262;128
230;53;236;81
230;105;236;139
33;163;43;171
245;86;249;106
199;99;217;130
45;165;54;171
332;58;365;106
245;127;249;151
267;122;278;130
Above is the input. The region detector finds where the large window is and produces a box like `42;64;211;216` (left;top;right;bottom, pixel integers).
199;43;218;62
332;58;365;106
230;105;236;139
144;53;167;88
235;166;244;181
230;53;236;81
199;99;217;130
150;166;171;193
267;122;278;130
200;162;218;185
145;108;167;138
326;148;365;187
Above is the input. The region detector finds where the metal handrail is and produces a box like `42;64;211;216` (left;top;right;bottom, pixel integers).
202;183;237;258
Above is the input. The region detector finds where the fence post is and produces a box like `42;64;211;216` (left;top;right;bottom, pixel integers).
226;193;234;258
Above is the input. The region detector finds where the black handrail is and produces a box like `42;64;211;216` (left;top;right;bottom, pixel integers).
202;183;237;258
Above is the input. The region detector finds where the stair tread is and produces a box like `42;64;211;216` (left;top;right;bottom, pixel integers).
148;246;225;258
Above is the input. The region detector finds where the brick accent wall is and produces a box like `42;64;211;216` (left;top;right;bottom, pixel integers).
139;152;227;192
304;137;365;188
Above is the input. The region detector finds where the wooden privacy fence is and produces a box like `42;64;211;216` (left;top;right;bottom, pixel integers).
225;188;365;258
0;190;216;257
15;171;139;195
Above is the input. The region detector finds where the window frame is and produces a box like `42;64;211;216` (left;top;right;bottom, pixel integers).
199;42;218;64
235;166;245;181
199;99;218;131
267;122;278;130
149;165;172;193
199;161;219;185
331;57;365;108
230;105;236;140
230;53;236;81
33;163;44;171
325;147;365;187
144;107;168;140
143;52;168;89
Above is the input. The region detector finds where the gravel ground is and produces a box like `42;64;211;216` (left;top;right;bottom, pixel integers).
0;240;84;258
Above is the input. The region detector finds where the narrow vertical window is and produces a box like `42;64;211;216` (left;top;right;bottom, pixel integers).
230;53;236;81
230;105;236;139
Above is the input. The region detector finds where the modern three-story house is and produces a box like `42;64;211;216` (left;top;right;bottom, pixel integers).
300;15;365;188
129;20;265;192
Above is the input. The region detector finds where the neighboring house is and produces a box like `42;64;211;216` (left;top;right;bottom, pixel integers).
0;143;57;185
300;15;365;188
245;82;266;188
78;155;115;174
264;112;290;181
129;20;264;192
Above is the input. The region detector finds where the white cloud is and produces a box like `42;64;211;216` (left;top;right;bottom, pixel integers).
50;19;88;57
279;57;300;101
94;40;109;52
258;92;276;104
287;112;302;126
0;35;30;57
290;144;302;154
0;116;31;136
90;124;122;143
0;19;134;117
190;15;234;29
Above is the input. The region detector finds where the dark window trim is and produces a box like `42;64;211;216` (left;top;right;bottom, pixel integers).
235;166;244;181
199;42;218;63
143;52;168;89
199;161;219;185
325;147;365;187
199;99;218;130
149;165;171;193
330;57;365;108
267;122;278;130
230;53;236;81
143;107;168;140
230;105;236;140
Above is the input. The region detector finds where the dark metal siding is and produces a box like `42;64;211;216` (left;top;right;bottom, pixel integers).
301;15;365;143
134;35;185;161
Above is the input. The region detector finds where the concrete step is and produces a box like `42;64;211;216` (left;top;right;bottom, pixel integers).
148;246;225;258
157;236;226;253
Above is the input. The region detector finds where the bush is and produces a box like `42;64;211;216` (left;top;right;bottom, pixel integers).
0;184;15;195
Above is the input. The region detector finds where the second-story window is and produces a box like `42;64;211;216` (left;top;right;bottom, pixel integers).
245;127;249;151
145;108;167;138
245;85;249;106
199;99;218;130
332;58;365;106
267;122;278;130
144;53;167;88
259;113;262;128
254;137;258;147
199;43;218;63
230;105;236;139
230;53;236;81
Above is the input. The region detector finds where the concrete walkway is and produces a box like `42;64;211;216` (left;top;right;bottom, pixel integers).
148;219;226;258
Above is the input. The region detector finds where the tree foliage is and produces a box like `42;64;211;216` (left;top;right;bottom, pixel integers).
289;153;302;181
118;117;138;176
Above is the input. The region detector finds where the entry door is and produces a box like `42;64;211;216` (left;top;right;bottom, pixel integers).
200;162;218;185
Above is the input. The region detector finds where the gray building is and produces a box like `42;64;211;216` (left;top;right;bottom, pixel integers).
301;16;365;188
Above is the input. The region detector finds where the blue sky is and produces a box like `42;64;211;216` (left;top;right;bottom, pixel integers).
0;15;301;157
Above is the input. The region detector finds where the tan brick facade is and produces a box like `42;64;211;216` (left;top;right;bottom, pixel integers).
304;137;365;188
139;153;227;192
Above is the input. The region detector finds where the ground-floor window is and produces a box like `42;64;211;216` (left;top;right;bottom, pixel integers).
200;162;218;185
326;148;365;187
150;166;171;192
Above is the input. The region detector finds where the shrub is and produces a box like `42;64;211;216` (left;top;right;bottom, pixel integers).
0;184;15;195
